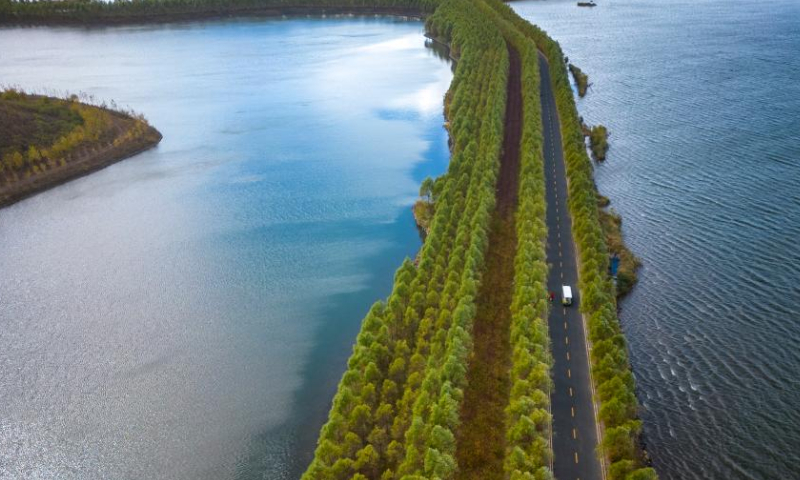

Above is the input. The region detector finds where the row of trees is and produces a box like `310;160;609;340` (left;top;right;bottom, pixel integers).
505;28;554;480
0;90;153;186
483;2;658;478
0;0;439;23
303;0;515;477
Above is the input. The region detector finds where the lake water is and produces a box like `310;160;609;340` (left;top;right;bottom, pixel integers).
0;18;451;479
511;0;800;478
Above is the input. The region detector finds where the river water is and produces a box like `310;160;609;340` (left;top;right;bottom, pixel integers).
0;18;451;479
511;0;800;478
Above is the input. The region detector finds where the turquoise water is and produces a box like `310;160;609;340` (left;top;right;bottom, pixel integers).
0;18;451;479
512;1;800;478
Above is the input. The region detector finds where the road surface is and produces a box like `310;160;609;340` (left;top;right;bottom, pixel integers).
539;52;604;480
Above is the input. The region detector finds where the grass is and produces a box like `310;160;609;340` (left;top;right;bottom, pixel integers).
0;94;83;158
454;212;517;479
454;44;522;480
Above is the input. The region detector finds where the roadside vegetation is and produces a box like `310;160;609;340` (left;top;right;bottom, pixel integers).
2;1;653;478
470;5;555;477
0;89;161;207
589;124;609;160
505;38;552;480
569;63;589;97
487;4;657;476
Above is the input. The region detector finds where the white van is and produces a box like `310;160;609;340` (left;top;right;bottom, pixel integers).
562;285;573;306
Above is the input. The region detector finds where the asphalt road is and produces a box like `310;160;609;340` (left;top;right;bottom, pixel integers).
539;52;604;480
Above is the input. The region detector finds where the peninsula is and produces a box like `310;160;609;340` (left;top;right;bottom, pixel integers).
0;90;161;208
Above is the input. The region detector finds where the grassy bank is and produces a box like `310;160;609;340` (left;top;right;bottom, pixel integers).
453;43;520;480
412;177;436;239
0;90;161;208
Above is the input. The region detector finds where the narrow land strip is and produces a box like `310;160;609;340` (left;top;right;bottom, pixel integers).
454;43;522;480
539;52;604;480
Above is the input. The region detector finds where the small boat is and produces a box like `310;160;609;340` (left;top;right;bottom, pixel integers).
577;1;597;6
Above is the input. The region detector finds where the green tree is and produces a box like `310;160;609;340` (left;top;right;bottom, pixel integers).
419;176;435;202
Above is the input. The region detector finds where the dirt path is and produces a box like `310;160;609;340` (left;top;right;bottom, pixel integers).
454;43;522;480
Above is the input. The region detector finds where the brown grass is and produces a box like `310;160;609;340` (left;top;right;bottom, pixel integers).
454;44;522;480
0;96;83;157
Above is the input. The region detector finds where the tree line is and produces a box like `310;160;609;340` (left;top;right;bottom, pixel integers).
303;0;512;477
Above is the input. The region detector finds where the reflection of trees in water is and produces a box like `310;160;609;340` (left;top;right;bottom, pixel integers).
424;38;454;67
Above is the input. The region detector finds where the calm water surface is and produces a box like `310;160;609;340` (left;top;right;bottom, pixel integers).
512;1;800;478
0;18;451;479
